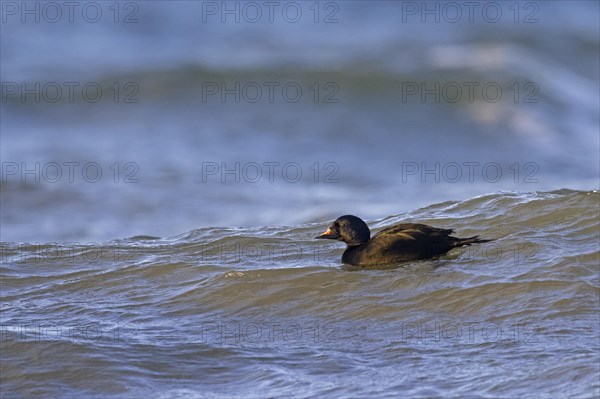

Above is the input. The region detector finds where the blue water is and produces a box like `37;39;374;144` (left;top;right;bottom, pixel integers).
1;1;599;398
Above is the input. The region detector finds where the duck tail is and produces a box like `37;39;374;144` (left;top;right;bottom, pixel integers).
452;235;493;247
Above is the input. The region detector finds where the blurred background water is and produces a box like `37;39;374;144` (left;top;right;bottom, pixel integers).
2;0;598;242
1;1;599;398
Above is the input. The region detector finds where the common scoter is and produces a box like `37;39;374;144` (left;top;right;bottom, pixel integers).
315;215;491;266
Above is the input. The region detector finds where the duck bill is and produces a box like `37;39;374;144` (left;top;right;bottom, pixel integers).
315;228;335;239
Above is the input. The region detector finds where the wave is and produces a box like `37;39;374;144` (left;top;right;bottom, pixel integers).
1;189;599;398
2;189;598;303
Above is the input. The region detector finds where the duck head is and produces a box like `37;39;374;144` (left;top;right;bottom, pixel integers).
315;215;371;246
